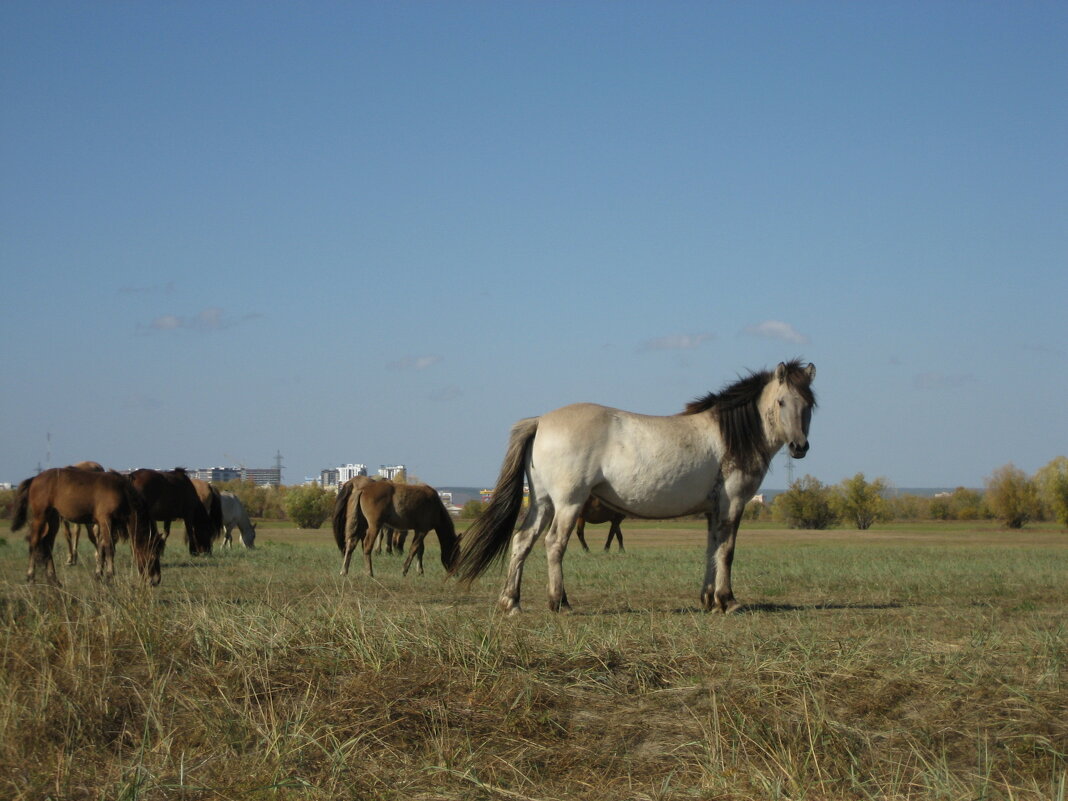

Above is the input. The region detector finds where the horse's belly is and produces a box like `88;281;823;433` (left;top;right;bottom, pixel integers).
596;465;718;518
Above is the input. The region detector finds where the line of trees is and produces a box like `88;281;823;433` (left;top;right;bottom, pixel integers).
763;457;1068;530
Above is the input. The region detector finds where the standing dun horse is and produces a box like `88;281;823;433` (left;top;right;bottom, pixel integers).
452;360;816;614
11;467;163;585
333;477;459;578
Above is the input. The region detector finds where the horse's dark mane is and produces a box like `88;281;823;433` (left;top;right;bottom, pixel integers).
681;360;816;470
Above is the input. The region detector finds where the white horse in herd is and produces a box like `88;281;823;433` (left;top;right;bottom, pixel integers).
219;491;256;548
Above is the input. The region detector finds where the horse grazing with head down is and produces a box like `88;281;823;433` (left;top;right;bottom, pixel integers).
219;491;256;548
334;478;459;578
11;467;163;585
452;360;816;615
129;468;215;555
575;497;626;553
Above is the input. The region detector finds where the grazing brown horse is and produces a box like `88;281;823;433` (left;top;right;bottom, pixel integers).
11;467;163;585
62;460;106;565
575;497;626;552
190;477;224;544
129;468;215;555
334;479;459;578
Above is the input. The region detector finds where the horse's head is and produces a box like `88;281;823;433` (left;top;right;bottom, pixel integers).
769;361;817;458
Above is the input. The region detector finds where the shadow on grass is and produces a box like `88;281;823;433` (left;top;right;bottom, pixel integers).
570;601;906;616
734;600;905;614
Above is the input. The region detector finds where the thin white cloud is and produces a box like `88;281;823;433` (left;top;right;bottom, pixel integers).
743;320;811;345
639;332;715;352
389;354;443;371
151;315;182;331
145;307;261;332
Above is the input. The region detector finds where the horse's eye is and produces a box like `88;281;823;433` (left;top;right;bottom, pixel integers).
778;399;785;407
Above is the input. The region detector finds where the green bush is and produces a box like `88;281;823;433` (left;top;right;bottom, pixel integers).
774;475;838;529
283;483;334;529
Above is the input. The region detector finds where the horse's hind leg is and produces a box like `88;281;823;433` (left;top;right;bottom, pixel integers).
94;517;116;582
340;517;366;577
27;510;61;586
64;521;79;565
544;503;582;613
499;499;553;615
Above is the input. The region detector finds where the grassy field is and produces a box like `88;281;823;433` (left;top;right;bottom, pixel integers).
0;520;1065;800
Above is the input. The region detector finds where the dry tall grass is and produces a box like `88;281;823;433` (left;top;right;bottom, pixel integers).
0;523;1065;800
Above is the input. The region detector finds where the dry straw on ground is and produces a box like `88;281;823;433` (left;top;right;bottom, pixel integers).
0;521;1065;800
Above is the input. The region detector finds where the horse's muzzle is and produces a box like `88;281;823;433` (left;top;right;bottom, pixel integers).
789;441;810;459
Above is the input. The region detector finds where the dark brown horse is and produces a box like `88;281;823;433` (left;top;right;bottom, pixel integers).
62;460;106;565
129;468;215;555
575;497;626;552
11;467;163;585
190;477;224;544
334;479;459;578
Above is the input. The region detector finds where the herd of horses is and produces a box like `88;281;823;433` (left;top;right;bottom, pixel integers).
10;464;257;586
9;361;816;613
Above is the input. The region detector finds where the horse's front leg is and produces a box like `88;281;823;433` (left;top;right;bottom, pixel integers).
575;518;590;552
607;520;623;552
401;531;426;577
701;512;742;614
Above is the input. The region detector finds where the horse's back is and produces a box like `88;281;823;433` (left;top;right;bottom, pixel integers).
31;467;128;521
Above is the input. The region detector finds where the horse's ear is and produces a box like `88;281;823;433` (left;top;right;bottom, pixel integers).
805;363;816;381
775;362;787;383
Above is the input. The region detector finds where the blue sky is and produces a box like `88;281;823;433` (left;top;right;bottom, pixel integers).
2;2;1065;490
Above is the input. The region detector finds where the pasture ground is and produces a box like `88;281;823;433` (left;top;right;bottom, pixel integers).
0;520;1065;800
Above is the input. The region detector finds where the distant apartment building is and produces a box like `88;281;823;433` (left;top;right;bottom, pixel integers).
243;467;282;487
339;463;368;482
192;466;281;487
319;463;369;488
378;464;406;480
192;467;243;483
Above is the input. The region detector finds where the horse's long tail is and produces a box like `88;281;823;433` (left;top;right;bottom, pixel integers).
10;477;33;532
332;481;353;552
208;489;223;541
451;417;539;584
